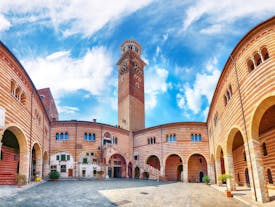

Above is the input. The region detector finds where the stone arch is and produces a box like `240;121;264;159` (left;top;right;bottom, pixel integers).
250;95;275;202
146;155;161;170
215;145;225;182
187;153;208;183
251;95;275;139
226;127;248;190
31;142;42;180
108;153;127;178
164;153;183;181
0;125;28;184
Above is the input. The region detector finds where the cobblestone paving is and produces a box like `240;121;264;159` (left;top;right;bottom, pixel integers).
0;179;247;207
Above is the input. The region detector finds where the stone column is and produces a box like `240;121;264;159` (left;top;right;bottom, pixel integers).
125;163;129;178
224;153;236;191
251;57;256;68
258;51;264;62
160;166;165;177
183;163;188;183
247;139;269;203
215;159;221;184
208;162;215;184
105;165;109;179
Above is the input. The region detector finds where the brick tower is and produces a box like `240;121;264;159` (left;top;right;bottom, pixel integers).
117;40;146;131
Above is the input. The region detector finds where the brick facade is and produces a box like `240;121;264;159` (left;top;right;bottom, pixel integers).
0;17;274;204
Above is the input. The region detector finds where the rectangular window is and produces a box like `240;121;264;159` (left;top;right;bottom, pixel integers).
56;155;60;160
67;155;70;160
134;155;138;160
61;165;66;173
93;170;97;176
61;154;66;161
83;158;88;164
51;165;57;172
93;159;97;163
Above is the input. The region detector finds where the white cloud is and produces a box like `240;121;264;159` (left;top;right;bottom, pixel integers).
200;24;223;35
0;14;11;31
145;67;169;110
22;46;113;99
176;92;185;109
176;57;220;114
183;0;275;32
1;0;154;37
58;105;79;115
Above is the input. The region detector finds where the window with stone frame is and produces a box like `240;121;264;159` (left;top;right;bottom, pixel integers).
51;165;57;172
67;155;70;160
61;165;66;173
83;158;88;164
56;155;60;160
61;154;66;161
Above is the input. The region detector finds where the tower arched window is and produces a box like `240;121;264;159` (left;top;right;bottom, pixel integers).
247;59;255;72
15;87;21;99
20;92;26;105
262;142;268;156
84;133;87;140
261;47;269;60
254;53;262;66
267;169;273;184
11;80;16;96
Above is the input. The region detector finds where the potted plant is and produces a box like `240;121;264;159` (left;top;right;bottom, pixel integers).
48;171;60;181
96;170;104;181
202;175;210;185
218;174;233;197
16;174;27;188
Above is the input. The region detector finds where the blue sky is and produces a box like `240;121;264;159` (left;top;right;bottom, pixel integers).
0;1;274;127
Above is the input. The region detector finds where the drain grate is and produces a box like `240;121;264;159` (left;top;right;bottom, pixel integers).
140;192;149;195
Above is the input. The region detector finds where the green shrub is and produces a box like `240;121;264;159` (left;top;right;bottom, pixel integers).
48;171;60;179
202;175;210;183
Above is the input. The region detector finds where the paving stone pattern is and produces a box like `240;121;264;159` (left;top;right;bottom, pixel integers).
0;180;247;207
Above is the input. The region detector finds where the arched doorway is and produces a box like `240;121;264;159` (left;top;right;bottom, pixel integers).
31;143;42;180
108;154;126;178
165;154;182;181
134;166;140;179
227;129;248;187
146;155;160;170
215;146;225;183
128;162;132;178
177;165;183;181
188;154;207;183
0;127;28;185
251;96;275;202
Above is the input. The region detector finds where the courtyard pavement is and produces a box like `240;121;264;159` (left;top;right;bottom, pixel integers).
0;179;248;207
